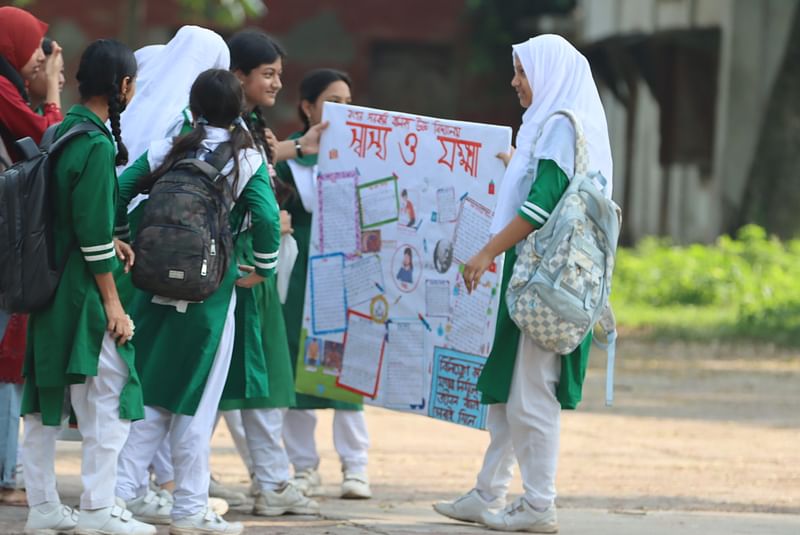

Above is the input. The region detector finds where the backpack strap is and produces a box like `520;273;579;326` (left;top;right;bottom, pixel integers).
535;110;590;176
181;142;233;182
47;122;103;156
592;305;618;407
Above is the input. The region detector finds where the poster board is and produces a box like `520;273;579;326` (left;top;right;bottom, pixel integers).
295;103;511;428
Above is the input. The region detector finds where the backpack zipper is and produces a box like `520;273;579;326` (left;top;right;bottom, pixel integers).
201;258;208;277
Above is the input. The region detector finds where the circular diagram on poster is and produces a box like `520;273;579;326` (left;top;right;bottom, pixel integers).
391;244;422;293
370;294;389;323
433;238;454;274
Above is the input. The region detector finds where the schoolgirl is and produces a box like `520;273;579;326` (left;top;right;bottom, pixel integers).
20;39;154;535
433;35;613;533
114;69;280;535
274;68;372;500
215;29;319;516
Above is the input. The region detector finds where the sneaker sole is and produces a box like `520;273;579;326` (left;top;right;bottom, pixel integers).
25;529;76;535
131;513;172;525
340;489;372;499
432;503;482;524
252;504;320;516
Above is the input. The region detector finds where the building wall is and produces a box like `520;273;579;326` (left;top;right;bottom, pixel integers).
579;0;799;243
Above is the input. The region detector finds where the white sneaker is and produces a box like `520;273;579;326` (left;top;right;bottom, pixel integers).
207;497;229;516
252;483;320;516
481;498;558;533
208;478;246;507
433;489;504;524
169;507;243;535
340;472;372;499
75;504;156;535
290;468;321;497
25;502;79;535
126;490;172;525
156;489;174;504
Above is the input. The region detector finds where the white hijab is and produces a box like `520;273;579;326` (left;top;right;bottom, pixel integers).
491;34;613;234
119;25;230;173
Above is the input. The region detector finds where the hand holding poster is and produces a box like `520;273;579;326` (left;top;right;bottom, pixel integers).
295;103;511;428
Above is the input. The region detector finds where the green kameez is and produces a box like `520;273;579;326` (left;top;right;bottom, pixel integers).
21;105;144;425
477;159;592;410
274;133;362;411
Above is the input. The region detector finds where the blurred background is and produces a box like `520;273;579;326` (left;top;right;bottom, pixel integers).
8;0;800;347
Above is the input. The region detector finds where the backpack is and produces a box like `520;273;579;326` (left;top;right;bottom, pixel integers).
132;143;235;302
505;110;622;403
0;122;101;313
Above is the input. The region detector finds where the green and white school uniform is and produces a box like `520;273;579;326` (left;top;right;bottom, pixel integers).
114;125;280;517
21;105;144;512
477;159;592;410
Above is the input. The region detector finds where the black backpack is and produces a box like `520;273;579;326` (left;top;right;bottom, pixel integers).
0;122;100;313
132;143;236;302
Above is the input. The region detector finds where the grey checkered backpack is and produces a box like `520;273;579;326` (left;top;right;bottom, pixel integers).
506;110;621;402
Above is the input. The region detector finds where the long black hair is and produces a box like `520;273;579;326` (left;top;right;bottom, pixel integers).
76;39;137;166
146;69;253;198
228;30;285;161
298;68;352;132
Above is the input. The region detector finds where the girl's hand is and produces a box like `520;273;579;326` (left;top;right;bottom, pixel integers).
44;41;63;79
298;121;329;156
462;248;495;294
236;271;265;289
264;128;279;160
280;210;293;235
114;238;135;273
496;147;516;168
104;300;133;346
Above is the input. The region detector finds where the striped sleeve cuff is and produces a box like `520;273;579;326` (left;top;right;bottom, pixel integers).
80;241;117;273
114;224;130;241
252;250;278;276
518;201;551;227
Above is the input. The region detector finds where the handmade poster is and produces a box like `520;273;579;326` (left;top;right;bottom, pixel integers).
294;102;511;429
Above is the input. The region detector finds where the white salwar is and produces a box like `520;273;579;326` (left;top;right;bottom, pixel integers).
116;292;236;518
283;409;370;474
23;333;131;510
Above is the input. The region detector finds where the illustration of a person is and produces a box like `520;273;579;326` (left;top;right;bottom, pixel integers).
400;189;416;227
396;247;414;285
307;338;320;366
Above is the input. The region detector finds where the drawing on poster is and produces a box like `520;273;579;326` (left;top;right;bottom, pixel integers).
398;188;422;231
425;280;450;317
358;175;399;229
322;340;345;376
392;245;422;293
361;230;382;253
384;321;426;407
309;253;348;335
336;311;387;397
447;277;494;356
433;238;454;274
344;255;384;306
429;347;487;428
318;171;360;254
436;187;458;223
452;197;493;264
304;337;322;369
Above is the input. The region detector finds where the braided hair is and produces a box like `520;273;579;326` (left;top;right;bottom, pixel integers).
228;30;285;162
76;39;137;166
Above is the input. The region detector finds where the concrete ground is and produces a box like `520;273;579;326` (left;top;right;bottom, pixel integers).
1;337;799;534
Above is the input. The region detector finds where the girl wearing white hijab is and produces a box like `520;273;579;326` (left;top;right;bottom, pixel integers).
434;34;612;533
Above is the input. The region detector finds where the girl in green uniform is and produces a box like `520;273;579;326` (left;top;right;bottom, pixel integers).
20;39;156;535
434;35;613;533
217;29;319;516
274;69;372;500
114;69;279;535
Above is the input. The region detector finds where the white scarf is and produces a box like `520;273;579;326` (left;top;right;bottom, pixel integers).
491;34;613;234
118;25;230;173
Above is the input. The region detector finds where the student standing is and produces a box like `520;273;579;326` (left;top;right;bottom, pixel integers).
433;35;613;533
20;39;154;535
274;68;372;500
114;69;280;535
217;29;319;516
